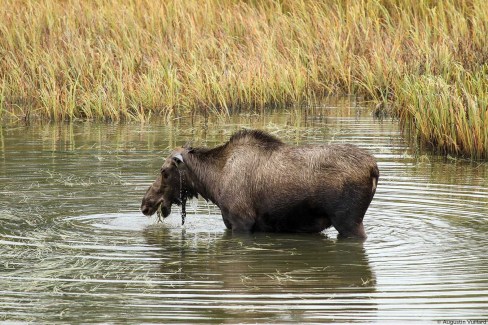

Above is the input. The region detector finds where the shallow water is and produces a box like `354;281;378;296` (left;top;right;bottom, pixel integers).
1;101;487;323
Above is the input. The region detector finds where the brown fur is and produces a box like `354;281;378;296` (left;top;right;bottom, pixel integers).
141;129;379;238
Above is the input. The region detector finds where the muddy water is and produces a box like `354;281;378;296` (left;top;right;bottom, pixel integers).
1;102;487;323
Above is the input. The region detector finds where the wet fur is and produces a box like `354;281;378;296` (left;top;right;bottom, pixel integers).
142;129;379;238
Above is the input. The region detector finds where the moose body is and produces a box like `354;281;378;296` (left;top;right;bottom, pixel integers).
141;130;379;238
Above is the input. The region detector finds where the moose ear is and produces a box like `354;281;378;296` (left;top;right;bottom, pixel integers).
183;142;194;153
172;153;184;164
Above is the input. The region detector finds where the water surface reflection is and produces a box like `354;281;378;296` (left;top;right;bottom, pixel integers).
1;101;487;322
141;224;376;322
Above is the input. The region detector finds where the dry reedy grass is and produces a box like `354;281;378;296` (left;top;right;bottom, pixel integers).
399;71;488;159
0;0;487;157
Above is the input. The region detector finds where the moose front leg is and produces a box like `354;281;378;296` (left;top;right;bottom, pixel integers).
220;208;232;230
220;207;255;232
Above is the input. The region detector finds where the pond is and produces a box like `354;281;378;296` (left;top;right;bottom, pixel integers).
1;99;488;323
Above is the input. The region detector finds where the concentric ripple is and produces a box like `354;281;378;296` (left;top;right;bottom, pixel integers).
1;105;487;323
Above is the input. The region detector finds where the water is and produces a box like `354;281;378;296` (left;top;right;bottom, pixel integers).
1;101;488;323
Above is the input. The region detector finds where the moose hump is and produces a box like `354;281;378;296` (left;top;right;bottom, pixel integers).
141;129;379;238
228;129;284;146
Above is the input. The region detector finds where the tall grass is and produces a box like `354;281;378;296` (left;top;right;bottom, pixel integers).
399;71;488;158
0;0;487;157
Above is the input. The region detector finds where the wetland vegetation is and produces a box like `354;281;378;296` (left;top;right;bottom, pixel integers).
0;0;487;158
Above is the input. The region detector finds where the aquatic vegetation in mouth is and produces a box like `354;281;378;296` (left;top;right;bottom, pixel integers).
156;203;164;223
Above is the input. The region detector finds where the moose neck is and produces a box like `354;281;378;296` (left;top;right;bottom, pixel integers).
181;146;225;205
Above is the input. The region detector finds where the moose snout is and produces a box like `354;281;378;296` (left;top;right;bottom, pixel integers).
141;204;152;216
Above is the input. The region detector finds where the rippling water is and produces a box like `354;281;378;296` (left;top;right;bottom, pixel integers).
1;101;487;323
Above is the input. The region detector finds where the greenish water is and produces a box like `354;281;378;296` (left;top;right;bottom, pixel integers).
1;101;488;323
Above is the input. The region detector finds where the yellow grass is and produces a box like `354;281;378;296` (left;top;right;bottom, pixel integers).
0;0;487;157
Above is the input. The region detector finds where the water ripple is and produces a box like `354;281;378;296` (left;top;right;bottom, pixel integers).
1;108;487;322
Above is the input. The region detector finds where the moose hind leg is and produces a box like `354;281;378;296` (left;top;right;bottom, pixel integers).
331;186;373;239
331;209;367;239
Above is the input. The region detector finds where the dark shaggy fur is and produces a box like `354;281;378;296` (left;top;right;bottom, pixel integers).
141;129;379;238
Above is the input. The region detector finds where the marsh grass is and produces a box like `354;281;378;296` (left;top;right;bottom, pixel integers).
0;0;487;157
398;72;488;159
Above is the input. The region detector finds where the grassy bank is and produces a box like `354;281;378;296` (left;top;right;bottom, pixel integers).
0;0;487;157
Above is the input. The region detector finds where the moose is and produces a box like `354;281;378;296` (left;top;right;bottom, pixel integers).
141;129;379;238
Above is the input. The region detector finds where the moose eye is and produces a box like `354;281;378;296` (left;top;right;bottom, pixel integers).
160;167;168;177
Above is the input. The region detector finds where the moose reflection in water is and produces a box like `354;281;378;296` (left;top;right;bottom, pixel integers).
142;225;377;321
141;129;379;238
